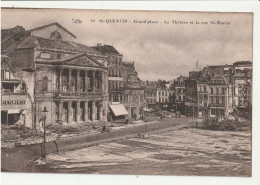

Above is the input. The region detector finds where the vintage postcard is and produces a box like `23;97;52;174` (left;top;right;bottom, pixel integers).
1;8;253;177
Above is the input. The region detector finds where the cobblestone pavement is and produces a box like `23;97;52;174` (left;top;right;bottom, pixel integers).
35;119;251;176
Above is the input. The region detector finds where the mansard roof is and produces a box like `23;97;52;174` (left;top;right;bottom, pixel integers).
18;35;101;54
92;44;121;55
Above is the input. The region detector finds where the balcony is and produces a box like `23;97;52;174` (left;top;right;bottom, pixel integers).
1;89;26;95
53;89;104;97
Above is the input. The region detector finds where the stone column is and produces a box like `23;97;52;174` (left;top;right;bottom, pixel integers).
76;101;81;123
58;101;63;123
68;69;72;92
76;70;81;92
101;71;105;93
103;98;108;121
99;101;103;121
92;101;96;121
59;69;63;91
92;71;96;92
84;71;88;93
68;101;73;124
84;101;88;122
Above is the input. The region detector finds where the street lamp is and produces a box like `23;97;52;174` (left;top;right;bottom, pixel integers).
41;106;49;159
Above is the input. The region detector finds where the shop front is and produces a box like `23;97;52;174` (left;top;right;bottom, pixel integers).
1;95;32;127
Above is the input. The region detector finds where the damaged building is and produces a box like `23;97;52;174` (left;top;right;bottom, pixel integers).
1;23;108;129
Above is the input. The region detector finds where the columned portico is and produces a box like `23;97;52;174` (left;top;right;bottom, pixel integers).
53;64;107;124
56;68;106;94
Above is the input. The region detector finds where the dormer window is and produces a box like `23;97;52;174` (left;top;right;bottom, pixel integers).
50;31;62;40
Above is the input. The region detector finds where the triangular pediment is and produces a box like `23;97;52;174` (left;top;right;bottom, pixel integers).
62;54;104;68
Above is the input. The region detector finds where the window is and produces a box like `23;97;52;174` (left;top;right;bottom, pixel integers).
204;86;206;92
50;31;62;40
210;97;214;104
211;109;216;115
1;70;4;80
216;97;219;104
57;54;61;59
210;88;213;94
216;88;219;95
42;76;48;92
5;70;10;79
221;88;225;94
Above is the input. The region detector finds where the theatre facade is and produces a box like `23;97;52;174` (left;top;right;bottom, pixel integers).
3;23;108;128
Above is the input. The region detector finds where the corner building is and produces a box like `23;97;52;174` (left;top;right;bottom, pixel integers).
3;23;108;128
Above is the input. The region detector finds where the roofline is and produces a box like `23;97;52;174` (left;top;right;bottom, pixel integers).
37;53;107;69
15;35;107;57
28;22;77;39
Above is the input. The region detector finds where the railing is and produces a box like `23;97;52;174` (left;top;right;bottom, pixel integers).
53;89;104;97
208;103;225;107
1;90;26;95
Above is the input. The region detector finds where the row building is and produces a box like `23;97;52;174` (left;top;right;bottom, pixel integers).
92;44;145;121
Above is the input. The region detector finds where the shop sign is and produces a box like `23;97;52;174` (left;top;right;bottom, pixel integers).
2;100;26;105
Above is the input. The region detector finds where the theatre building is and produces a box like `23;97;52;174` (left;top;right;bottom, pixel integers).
1;55;33;127
2;23;108;128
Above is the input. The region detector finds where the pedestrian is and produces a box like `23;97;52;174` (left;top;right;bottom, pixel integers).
160;115;163;122
125;118;129;125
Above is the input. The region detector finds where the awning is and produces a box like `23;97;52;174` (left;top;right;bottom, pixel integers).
109;104;129;116
8;109;21;114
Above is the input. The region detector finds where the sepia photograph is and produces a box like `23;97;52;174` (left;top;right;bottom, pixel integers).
1;7;253;177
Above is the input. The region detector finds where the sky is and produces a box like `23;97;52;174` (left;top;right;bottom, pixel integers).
1;8;253;81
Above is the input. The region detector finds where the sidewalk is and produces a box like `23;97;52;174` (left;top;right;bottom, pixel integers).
1;119;155;148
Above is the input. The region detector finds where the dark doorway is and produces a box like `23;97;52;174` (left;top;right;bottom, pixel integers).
88;101;92;121
1;111;8;124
